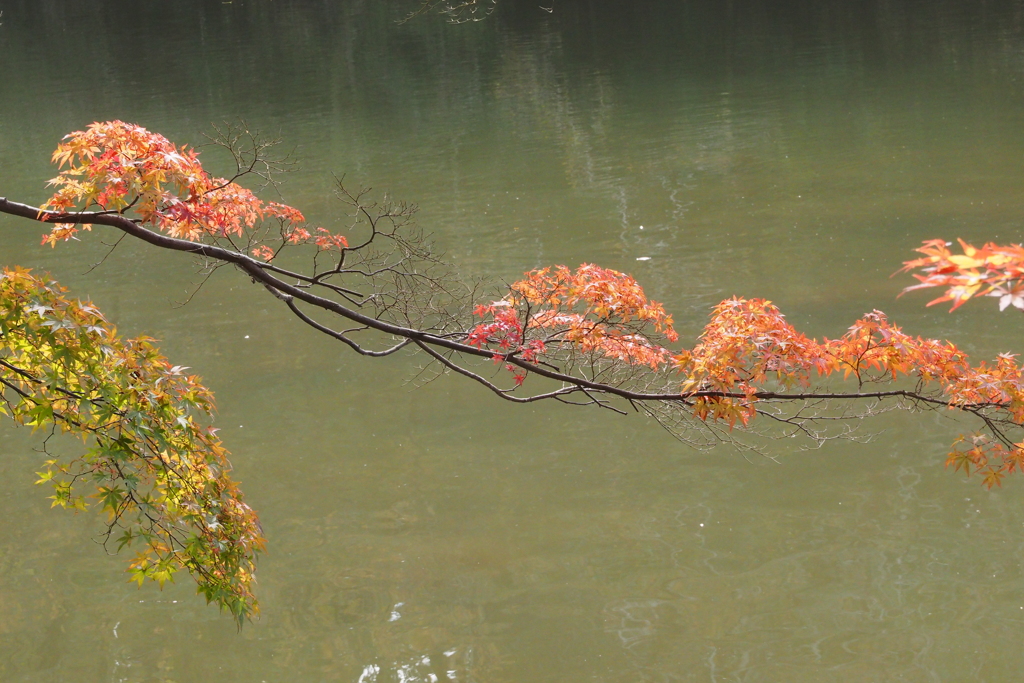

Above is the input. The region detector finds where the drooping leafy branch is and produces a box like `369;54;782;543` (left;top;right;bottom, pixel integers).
470;288;1024;486
0;266;264;625
1;120;1023;509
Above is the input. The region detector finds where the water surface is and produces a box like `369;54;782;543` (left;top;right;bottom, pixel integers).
3;1;1024;680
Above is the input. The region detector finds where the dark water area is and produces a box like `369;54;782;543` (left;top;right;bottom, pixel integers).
4;1;1024;681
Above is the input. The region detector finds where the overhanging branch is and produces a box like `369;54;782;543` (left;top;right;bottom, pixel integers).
0;196;1013;417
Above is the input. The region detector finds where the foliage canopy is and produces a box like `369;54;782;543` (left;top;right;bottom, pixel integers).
4;120;1024;619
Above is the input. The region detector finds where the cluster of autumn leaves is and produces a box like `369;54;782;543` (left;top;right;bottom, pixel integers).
5;120;1024;621
41;120;347;255
467;264;679;385
902;238;1024;311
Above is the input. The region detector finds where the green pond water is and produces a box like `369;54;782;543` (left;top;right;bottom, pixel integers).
4;1;1024;680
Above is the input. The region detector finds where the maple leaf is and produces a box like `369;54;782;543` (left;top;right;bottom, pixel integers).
990;281;1024;311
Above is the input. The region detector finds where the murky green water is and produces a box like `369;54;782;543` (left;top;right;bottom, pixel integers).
4;1;1024;680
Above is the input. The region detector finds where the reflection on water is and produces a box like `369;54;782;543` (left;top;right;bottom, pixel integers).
5;0;1024;680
